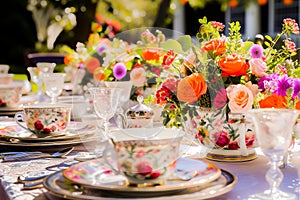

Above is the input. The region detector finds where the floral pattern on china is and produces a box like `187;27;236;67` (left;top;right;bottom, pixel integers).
24;107;70;134
153;17;300;157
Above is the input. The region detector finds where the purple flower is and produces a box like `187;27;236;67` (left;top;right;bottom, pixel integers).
78;63;84;69
258;76;268;90
113;62;127;80
250;44;264;58
97;44;107;54
292;78;300;98
275;75;293;96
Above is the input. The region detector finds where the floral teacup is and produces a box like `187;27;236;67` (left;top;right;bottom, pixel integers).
104;127;184;186
14;103;72;137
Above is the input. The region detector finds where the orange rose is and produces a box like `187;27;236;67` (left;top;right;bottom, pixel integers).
64;54;72;65
85;57;100;73
218;54;249;77
202;38;226;55
142;48;162;61
177;73;207;103
93;67;106;81
295;100;300;110
259;94;287;108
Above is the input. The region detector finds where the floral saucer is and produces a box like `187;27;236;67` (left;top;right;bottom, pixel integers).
44;168;236;199
62;157;221;196
0;121;96;142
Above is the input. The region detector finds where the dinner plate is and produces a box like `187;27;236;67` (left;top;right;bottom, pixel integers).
0;121;96;142
62;157;221;196
44;168;236;200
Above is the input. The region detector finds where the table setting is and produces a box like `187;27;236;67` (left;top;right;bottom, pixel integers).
1;82;300;200
2;16;300;200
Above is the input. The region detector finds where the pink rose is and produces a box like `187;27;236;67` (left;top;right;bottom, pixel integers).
228;141;240;150
214;130;230;148
249;58;267;77
136;161;153;176
226;84;254;113
130;67;146;87
245;131;256;147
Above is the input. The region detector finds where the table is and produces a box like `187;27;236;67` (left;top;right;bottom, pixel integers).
1;144;299;200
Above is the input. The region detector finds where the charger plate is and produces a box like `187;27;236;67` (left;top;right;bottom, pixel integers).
0;121;96;142
62;157;221;196
44;168;236;200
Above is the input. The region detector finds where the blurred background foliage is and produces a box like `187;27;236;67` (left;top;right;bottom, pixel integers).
0;0;291;74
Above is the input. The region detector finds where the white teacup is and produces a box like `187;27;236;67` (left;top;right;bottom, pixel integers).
14;103;72;137
0;64;10;74
104;127;184;186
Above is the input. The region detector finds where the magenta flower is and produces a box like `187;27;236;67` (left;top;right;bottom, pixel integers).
250;44;263;58
292;78;300;98
113;62;127;80
213;88;227;109
275;75;293;96
213;130;230;148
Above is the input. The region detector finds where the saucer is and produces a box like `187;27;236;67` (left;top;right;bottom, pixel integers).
0;121;96;142
62;157;221;196
44;169;236;200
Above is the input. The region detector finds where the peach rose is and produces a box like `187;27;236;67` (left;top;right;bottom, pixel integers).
218;54;249;77
249;58;267;77
245;81;259;98
177;73;207;104
130;67;146;87
226;84;254;113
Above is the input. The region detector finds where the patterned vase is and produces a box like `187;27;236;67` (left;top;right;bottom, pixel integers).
183;107;257;162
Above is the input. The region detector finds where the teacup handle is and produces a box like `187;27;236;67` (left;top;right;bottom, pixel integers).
14;111;29;131
102;145;121;174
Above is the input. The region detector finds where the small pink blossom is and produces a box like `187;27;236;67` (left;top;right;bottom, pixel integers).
284;39;297;53
277;64;288;74
283;18;300;34
135;149;146;158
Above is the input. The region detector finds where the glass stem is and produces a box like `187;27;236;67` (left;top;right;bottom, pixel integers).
266;159;283;196
50;96;57;104
103;119;110;139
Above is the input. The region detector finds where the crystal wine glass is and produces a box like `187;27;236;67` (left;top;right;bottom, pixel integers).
43;73;66;104
27;62;55;101
88;87;121;139
247;108;300;200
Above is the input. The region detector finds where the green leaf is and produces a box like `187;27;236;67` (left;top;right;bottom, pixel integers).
264;35;273;42
160;39;184;54
242;41;254;51
264;41;271;47
177;35;193;52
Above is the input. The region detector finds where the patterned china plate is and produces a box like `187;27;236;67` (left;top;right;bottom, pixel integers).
44;168;236;200
62;157;221;195
0;121;96;142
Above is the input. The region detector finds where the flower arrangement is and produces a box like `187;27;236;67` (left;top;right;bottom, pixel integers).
154;17;300;151
63;23;194;100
